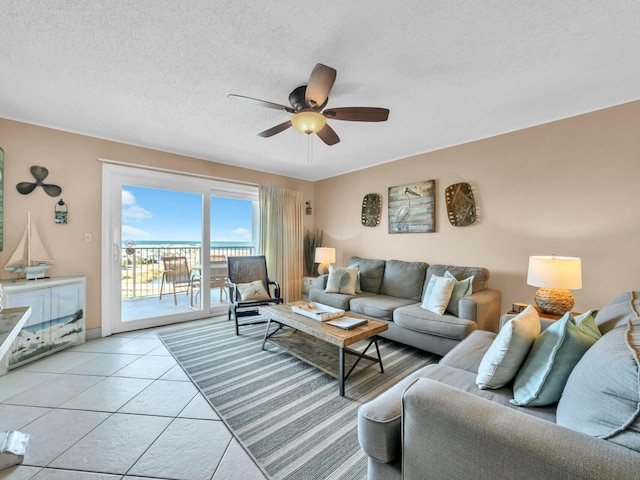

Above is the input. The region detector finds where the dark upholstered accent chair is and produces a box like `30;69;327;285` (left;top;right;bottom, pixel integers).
227;255;282;335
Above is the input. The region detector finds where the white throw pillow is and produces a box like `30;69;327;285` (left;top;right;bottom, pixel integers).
347;262;362;293
476;305;541;390
325;266;358;295
236;280;269;301
420;275;456;315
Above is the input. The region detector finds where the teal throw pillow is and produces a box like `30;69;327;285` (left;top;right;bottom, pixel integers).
444;271;474;316
325;266;358;295
476;305;541;390
421;275;456;315
511;310;601;406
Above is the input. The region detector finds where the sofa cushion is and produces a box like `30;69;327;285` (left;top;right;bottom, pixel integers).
394;303;477;340
325;265;358;294
379;260;427;301
350;295;415;321
421;275;456;315
595;291;640;334
309;289;374;310
556;319;640;453
348;256;386;294
476;305;541;390
511;311;601;406
444;271;474;316
440;330;496;374
419;364;557;423
425;265;489;295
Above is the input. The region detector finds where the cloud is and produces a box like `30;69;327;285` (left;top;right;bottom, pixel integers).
122;225;150;239
122;190;136;206
122;190;151;221
232;227;252;240
123;204;152;221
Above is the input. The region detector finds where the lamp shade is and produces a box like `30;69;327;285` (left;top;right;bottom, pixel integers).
314;247;336;264
291;111;326;134
527;256;582;290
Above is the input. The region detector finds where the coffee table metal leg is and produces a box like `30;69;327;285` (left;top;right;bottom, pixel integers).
339;347;345;397
261;317;273;350
374;337;384;373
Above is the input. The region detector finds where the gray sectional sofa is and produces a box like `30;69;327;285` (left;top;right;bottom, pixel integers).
309;256;502;356
358;291;640;480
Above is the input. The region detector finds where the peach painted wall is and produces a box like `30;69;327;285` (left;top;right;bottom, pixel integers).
313;101;640;313
0;119;315;331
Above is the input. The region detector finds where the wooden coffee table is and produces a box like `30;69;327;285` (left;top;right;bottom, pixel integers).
259;302;388;396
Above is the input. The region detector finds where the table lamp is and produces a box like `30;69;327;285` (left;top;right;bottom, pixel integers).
314;247;336;275
527;255;582;315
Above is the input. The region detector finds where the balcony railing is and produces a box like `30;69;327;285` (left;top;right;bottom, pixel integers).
121;245;254;299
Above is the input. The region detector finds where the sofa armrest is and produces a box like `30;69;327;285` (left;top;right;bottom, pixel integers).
458;289;501;332
357;368;430;463
315;274;328;290
402;378;640;480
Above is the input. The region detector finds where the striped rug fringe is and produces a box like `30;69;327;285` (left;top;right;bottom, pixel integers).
158;316;437;480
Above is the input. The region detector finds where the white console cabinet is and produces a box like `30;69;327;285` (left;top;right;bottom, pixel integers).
0;276;86;370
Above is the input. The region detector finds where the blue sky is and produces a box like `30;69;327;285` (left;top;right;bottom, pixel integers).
122;185;253;243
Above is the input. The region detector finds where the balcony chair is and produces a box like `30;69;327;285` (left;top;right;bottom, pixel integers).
189;260;229;307
159;256;198;305
210;256;229;303
227;255;283;335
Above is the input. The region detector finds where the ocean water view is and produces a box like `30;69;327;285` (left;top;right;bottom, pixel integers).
123;240;254;247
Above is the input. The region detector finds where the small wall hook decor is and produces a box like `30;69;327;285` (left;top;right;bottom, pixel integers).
306;201;312;215
55;199;68;224
16;166;62;197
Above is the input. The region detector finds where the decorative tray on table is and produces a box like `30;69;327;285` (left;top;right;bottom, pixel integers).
291;302;345;322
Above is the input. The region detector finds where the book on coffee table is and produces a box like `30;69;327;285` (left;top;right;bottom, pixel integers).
326;317;368;330
291;302;345;321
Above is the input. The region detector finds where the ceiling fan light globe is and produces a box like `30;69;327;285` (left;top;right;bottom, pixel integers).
291;111;326;134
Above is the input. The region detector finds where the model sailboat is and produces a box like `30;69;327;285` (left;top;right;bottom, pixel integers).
4;211;53;280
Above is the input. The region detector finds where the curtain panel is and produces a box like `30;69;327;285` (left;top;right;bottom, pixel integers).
259;185;303;303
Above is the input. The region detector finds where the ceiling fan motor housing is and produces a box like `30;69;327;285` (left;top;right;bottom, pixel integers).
289;86;328;111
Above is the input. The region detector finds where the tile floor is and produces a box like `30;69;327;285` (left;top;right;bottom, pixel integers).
0;319;268;480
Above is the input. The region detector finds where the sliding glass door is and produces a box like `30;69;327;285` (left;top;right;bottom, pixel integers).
102;163;258;335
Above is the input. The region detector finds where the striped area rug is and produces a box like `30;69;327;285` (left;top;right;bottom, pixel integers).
158;317;437;480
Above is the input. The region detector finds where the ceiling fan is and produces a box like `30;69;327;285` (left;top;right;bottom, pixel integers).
228;64;389;146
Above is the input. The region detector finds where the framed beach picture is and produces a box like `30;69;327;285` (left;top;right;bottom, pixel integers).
388;180;435;234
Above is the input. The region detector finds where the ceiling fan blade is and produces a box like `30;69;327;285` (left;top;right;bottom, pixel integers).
228;94;294;113
305;64;336;108
258;121;292;138
323;107;389;122
316;124;340;146
16;182;37;194
42;184;62;197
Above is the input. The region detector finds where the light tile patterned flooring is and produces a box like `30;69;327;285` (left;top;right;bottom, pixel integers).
0;319;268;480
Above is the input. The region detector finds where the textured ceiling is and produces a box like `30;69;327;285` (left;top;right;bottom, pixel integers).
1;1;639;181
